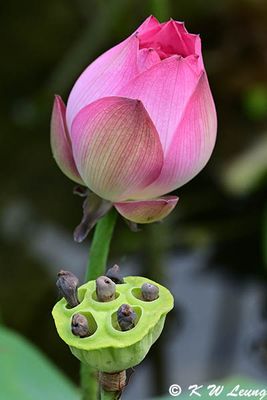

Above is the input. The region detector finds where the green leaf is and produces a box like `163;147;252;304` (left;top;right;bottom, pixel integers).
0;325;79;400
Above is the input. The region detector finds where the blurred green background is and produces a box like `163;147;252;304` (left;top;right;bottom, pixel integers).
1;0;267;398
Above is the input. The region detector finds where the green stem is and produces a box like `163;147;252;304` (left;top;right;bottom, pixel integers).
100;389;120;400
86;208;117;281
80;366;98;400
81;209;117;400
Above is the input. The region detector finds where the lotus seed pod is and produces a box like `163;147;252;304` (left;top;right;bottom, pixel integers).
96;276;116;302
71;314;90;338
56;270;79;308
117;304;136;331
141;283;159;301
106;264;124;284
52;276;174;373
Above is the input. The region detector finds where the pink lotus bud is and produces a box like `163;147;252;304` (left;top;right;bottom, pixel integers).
50;16;217;224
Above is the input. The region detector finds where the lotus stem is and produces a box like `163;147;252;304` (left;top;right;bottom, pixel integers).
81;209;117;400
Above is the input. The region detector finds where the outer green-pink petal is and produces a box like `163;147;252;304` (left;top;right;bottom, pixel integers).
70;96;164;202
114;196;178;224
50;96;84;185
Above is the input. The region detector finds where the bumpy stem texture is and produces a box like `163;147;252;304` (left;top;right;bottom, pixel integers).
81;209;117;400
100;371;126;400
100;389;121;400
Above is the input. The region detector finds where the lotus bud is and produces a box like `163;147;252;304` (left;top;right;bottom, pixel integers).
51;17;217;227
56;270;79;308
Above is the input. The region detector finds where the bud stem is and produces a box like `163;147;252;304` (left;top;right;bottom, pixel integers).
81;209;117;400
86;209;117;281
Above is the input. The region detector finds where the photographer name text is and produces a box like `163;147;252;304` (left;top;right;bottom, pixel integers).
169;383;267;399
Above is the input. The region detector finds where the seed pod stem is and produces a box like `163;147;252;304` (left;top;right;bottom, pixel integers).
100;370;126;394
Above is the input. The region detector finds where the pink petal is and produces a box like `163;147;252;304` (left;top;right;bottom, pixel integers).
50;96;84;184
140;73;217;198
70;96;164;202
66;35;139;131
118;56;202;153
172;20;203;70
114;195;178;224
138;20;201;61
137;48;161;73
136;15;161;34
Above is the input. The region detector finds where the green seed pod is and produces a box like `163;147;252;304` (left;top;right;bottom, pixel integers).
52;276;173;373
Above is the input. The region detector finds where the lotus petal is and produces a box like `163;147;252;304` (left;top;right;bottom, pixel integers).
118;56;202;153
50;96;83;184
71;96;164;202
66;35;139;130
141;73;217;198
114;196;178;224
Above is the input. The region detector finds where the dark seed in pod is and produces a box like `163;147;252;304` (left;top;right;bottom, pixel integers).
106;264;124;284
117;304;136;331
71;314;90;338
56;270;80;308
96;276;116;302
141;283;159;301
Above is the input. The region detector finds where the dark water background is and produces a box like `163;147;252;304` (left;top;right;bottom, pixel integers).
1;0;267;398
